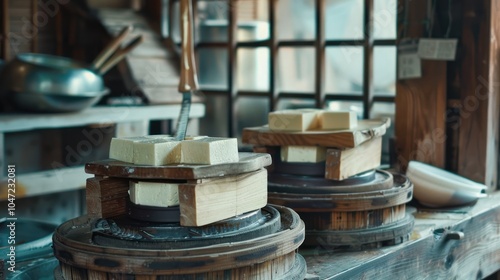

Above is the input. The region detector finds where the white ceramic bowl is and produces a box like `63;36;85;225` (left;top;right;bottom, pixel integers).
406;161;487;207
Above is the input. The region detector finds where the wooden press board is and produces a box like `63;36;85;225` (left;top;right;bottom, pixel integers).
242;118;391;148
85;152;272;180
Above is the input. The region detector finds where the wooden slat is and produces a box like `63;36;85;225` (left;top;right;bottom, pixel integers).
1;0;8;58
395;0;447;172
179;169;268;226
456;0;500;190
325;137;382;180
86;177;129;218
242;118;390;148
362;0;374;118
85;152;272;180
314;0;325;108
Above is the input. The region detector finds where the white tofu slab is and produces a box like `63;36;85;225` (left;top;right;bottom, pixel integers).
133;138;181;165
281;145;327;163
129;181;179;207
320;111;358;130
181;137;239;165
268;109;320;131
109;136;149;163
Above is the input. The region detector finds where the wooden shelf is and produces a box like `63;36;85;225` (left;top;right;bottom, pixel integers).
0;104;206;200
0;104;205;133
0;166;91;201
301;192;500;279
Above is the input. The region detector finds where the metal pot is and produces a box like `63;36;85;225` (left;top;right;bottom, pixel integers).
0;53;105;95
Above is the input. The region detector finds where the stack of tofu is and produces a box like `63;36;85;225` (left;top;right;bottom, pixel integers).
108;136;268;226
255;109;383;180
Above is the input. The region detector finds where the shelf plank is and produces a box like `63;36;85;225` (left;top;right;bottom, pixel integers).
0;166;91;201
0;104;205;133
302;192;500;279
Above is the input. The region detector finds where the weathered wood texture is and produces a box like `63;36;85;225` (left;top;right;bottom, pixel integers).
455;0;500;190
86;177;129;218
85;152;271;180
53;206;306;278
395;0;447;172
325;137;382;180
302;191;500;279
242;118;390;148
179;169;268;226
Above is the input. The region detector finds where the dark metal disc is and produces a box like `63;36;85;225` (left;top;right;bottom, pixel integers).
91;206;282;249
273;160;326;176
268;170;394;194
128;201;180;223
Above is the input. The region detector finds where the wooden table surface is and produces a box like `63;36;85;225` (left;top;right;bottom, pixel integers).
300;191;500;279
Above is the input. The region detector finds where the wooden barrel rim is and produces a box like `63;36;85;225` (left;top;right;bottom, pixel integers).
84;153;271;180
267;173;413;212
268;170;393;194
303;213;414;249
53;205;305;275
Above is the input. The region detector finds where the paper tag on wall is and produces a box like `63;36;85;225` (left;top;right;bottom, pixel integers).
418;38;458;61
398;38;422;80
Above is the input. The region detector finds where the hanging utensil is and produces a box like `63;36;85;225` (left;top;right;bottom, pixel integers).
97;35;144;75
91;26;133;70
175;0;198;141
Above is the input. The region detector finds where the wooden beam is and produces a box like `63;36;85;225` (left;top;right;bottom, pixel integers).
456;0;500;190
2;0;9;58
395;0;447;171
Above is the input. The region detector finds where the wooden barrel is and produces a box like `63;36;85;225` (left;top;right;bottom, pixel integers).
268;172;414;250
52;205;306;279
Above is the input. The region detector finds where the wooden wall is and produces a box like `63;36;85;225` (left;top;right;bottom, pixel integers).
395;0;500;190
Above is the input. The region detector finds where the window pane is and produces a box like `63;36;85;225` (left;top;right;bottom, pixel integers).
373;46;396;96
373;0;397;39
325;47;364;94
237;48;269;91
197;48;227;90
276;98;315;111
278;47;315;93
327;101;363;117
236;97;270;146
199;95;228;137
277;0;315;40
325;0;364;40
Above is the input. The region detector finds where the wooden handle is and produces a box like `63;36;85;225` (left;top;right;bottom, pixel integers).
178;0;199;92
91;26;132;70
98;35;144;75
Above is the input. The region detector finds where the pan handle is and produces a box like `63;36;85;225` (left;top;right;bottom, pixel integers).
97;35;144;75
178;0;199;92
91;26;132;70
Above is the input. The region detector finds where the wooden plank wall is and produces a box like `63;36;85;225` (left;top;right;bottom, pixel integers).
395;0;447;172
455;0;500;190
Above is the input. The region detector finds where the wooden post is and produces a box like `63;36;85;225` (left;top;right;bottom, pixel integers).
455;0;500;190
395;0;447;172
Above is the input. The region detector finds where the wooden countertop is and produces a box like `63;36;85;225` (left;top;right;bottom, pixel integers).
300;191;500;279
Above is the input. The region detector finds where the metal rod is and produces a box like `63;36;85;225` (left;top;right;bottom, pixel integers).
31;0;38;53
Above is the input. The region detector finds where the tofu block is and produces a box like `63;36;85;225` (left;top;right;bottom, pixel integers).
184;135;208;140
320;111;357;130
181;137;239;165
133;139;181;165
109;136;149;163
268;109;320;131
129;181;179;207
281;146;327;163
